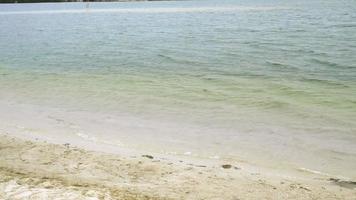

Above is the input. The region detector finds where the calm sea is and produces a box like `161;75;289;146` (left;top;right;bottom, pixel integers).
0;0;356;178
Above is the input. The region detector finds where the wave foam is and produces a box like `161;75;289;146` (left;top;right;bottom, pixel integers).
75;132;123;147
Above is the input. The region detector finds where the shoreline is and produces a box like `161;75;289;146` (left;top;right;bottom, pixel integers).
0;0;172;4
1;133;355;199
1;0;356;198
1;99;355;181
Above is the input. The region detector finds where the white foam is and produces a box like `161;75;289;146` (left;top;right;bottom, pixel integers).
76;132;97;142
298;167;349;180
75;132;124;147
209;155;220;159
299;167;331;176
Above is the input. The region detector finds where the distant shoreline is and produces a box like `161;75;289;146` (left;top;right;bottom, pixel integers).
0;0;169;4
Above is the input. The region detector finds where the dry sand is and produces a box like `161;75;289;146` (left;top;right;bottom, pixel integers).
0;133;355;200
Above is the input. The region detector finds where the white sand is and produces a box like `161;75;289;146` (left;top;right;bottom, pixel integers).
1;133;355;200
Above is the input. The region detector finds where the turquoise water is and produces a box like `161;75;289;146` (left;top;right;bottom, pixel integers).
0;0;356;178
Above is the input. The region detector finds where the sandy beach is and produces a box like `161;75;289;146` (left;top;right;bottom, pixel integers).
0;133;355;200
1;0;356;199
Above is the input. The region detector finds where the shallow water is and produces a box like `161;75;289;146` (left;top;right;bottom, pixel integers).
0;0;356;178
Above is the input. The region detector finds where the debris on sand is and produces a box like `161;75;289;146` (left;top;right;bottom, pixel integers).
222;164;232;169
142;155;154;159
329;178;356;189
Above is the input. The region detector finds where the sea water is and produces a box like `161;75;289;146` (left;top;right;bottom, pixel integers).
0;0;356;179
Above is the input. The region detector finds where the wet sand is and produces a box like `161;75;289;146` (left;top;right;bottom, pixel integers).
0;133;355;199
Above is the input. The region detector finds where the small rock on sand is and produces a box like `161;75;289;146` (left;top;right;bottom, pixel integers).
142;155;154;159
222;164;232;169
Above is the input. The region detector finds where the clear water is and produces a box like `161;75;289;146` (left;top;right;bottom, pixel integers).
0;0;356;178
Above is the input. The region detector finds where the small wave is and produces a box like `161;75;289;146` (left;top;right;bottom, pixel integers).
157;54;202;65
258;100;290;109
300;77;350;88
327;23;356;28
218;72;267;78
157;54;177;62
75;132;123;147
265;61;300;71
266;61;285;67
310;58;352;69
0;6;288;15
277;86;310;96
298;167;332;176
298;168;350;181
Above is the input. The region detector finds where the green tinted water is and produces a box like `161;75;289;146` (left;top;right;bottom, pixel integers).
0;0;356;178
